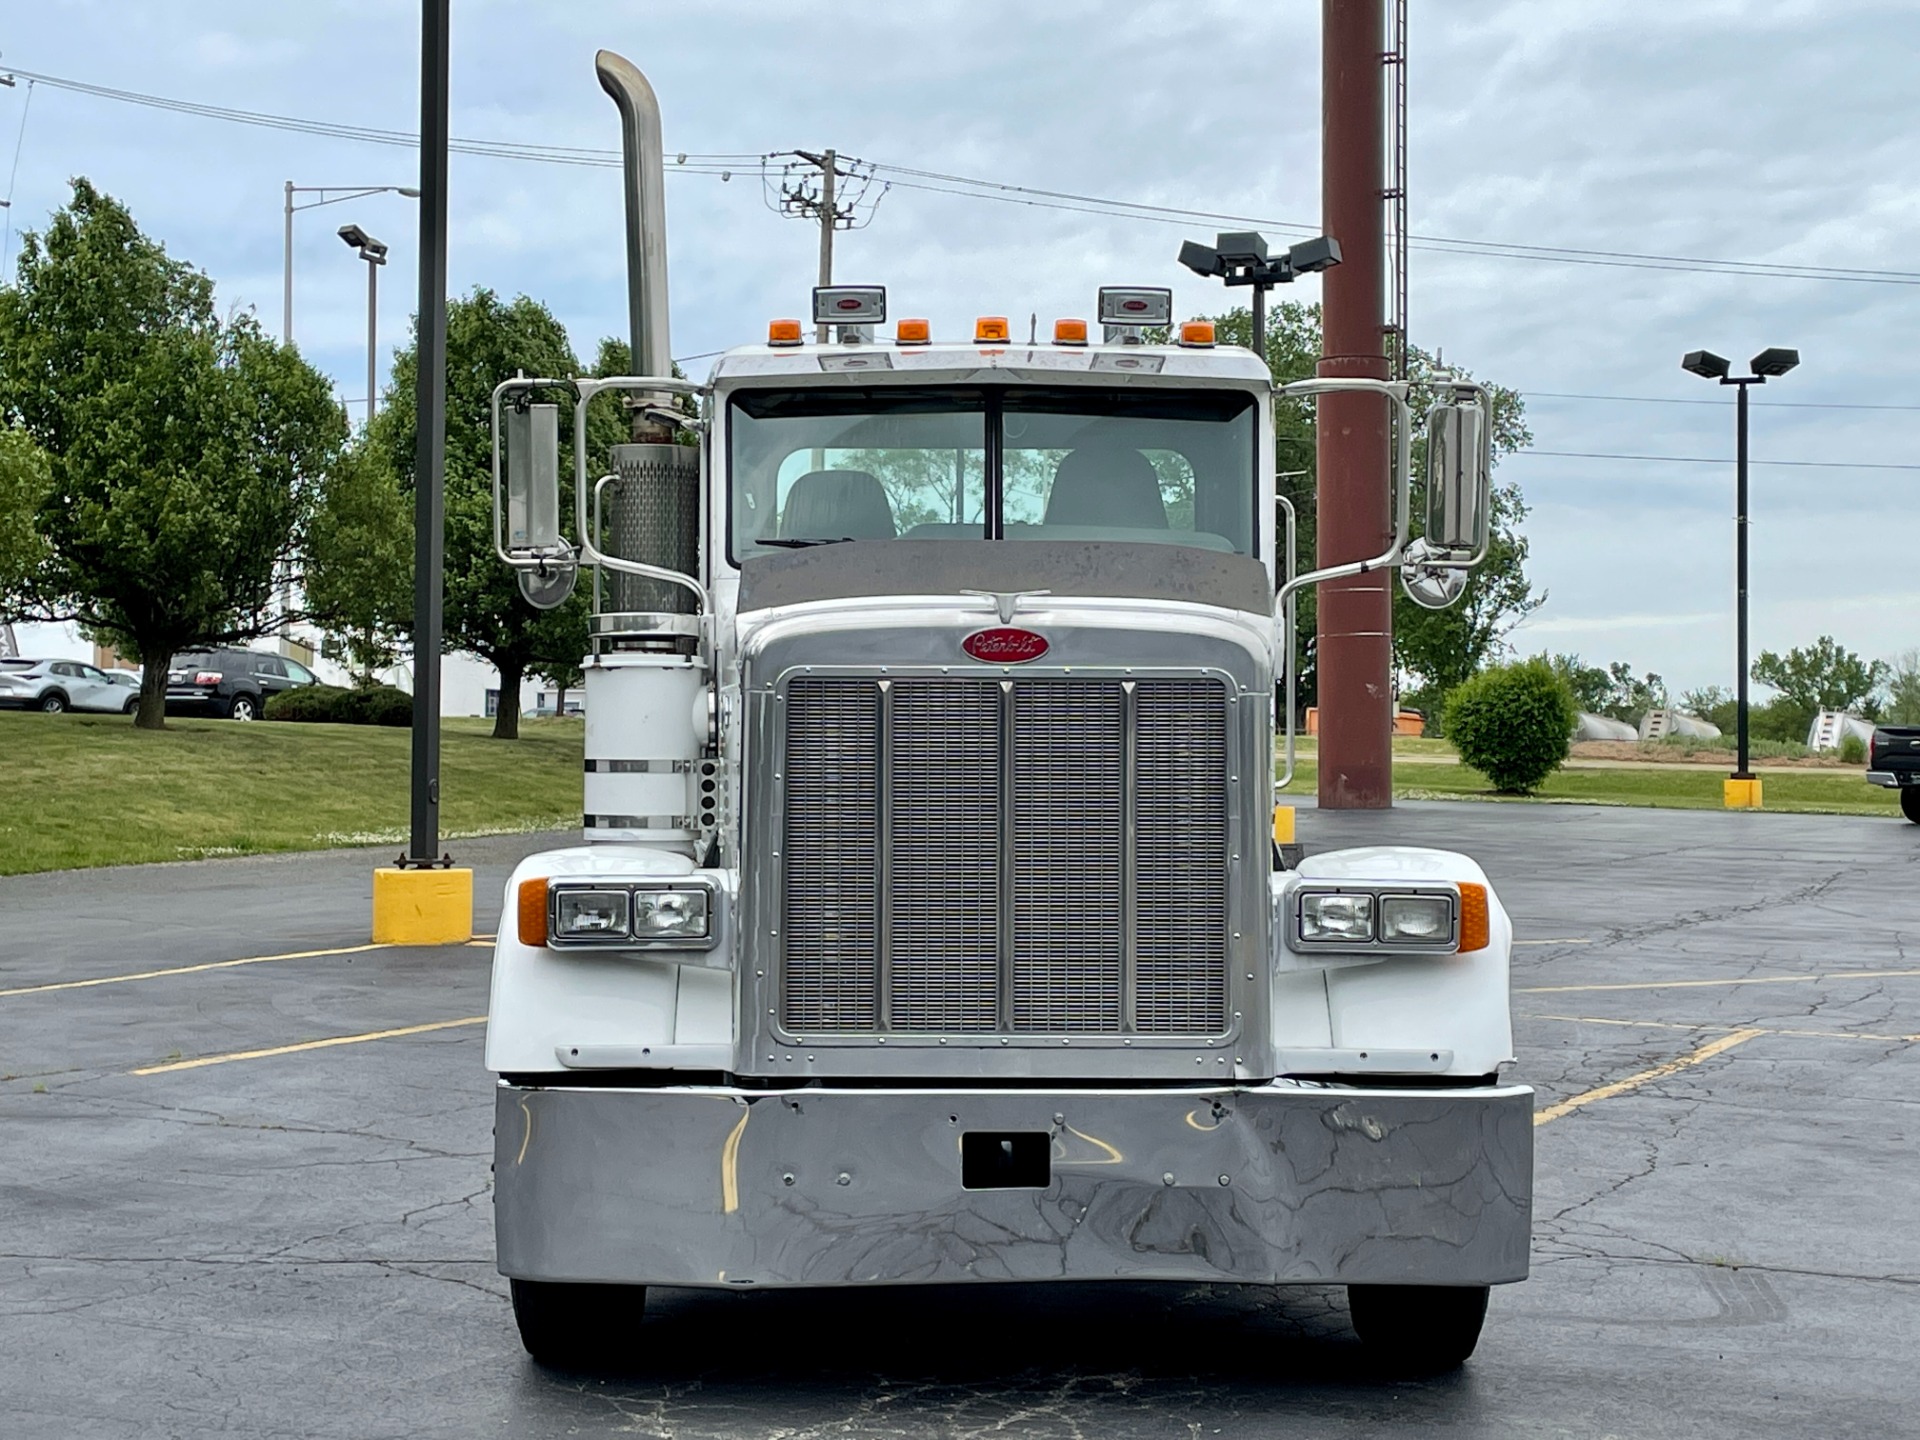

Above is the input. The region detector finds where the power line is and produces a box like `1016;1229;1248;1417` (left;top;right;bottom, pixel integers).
1523;390;1920;413
16;63;1920;290
1513;449;1920;472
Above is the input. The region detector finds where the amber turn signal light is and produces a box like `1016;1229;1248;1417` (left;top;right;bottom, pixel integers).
1177;319;1216;347
895;318;930;344
767;318;803;346
1053;318;1088;345
517;877;550;947
1456;882;1490;952
974;316;1010;343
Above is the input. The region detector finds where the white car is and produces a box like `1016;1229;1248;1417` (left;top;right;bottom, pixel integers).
0;657;139;714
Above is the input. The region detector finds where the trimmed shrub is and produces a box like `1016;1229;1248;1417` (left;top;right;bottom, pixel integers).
1444;659;1577;794
265;683;413;727
1838;731;1867;765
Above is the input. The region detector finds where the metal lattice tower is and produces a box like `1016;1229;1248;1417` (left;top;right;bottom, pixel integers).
1383;0;1409;380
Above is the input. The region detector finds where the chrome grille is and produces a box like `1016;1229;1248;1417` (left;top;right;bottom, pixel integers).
779;674;1230;1036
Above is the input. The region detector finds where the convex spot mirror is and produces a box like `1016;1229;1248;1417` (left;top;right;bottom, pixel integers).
1423;400;1490;556
505;401;563;554
1400;538;1470;610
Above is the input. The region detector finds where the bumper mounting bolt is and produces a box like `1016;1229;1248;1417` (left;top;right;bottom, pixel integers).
836;1172;851;1187
1162;1172;1175;1186
1217;1174;1231;1186
782;1173;795;1187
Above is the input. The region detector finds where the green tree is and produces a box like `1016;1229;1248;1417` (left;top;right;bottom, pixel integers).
0;180;346;727
1208;303;1537;714
372;288;599;739
304;441;413;686
1752;636;1887;713
0;423;52;610
1885;649;1920;726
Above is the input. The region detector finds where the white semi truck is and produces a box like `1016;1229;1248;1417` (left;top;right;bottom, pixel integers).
484;51;1532;1371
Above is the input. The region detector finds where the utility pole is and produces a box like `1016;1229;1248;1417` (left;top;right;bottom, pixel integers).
1315;0;1394;810
782;150;869;341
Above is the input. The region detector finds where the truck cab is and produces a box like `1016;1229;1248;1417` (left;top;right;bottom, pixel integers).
482;50;1531;1372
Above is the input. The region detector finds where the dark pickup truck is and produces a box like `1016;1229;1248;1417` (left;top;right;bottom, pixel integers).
1867;726;1920;823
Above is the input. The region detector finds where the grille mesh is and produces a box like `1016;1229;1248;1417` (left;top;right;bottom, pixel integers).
779;674;1229;1036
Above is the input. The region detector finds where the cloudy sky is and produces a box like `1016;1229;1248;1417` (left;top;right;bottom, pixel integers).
4;1;1916;692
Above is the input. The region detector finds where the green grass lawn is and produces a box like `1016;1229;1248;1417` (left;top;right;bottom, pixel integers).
1275;755;1901;817
2;712;584;876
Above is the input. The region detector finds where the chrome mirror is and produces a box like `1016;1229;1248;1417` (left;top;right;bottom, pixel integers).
1423;401;1489;556
504;402;562;554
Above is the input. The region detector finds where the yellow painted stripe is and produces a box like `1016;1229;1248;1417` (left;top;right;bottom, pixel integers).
0;942;393;999
1526;1013;1920;1044
1512;938;1593;946
1520;967;1920;996
1534;1029;1763;1127
132;1016;486;1075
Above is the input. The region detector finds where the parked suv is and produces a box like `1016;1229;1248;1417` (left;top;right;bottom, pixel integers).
165;649;318;721
1867;725;1920;824
0;657;138;713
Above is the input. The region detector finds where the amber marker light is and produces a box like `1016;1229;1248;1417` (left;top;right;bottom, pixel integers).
896;318;931;344
1178;319;1217;347
1456;882;1490;952
517;877;551;946
767;318;804;346
974;316;1010;343
1053;318;1088;346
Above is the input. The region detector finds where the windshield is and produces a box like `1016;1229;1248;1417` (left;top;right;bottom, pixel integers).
728;386;1257;561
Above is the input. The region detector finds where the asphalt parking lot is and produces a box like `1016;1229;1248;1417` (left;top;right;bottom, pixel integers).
3;803;1916;1438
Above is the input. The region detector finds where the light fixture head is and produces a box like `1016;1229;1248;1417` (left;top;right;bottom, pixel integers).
1749;346;1799;378
1681;349;1731;380
1286;235;1342;273
337;224;389;263
1178;240;1224;278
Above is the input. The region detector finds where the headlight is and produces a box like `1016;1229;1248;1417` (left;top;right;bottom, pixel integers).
554;888;631;939
1380;894;1453;944
635;887;708;939
1299;891;1375;942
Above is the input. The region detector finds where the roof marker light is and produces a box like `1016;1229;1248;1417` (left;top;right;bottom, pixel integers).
1053;318;1089;346
975;316;1010;343
1178;319;1217;347
895;318;931;345
768;318;804;346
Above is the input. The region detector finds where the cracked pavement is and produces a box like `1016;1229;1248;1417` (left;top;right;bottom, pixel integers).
1;803;1915;1437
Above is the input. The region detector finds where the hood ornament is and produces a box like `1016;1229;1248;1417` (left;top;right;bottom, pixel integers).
959;589;1052;624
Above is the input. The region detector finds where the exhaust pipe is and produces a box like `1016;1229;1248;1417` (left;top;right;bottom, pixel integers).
594;50;697;622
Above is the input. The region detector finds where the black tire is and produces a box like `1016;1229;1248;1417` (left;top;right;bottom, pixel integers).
509;1278;646;1368
228;693;259;722
1902;787;1920;824
39;691;68;714
123;697;139;715
1347;1283;1489;1372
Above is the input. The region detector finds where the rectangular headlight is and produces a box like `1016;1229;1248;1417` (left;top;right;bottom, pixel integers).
553;888;631;939
634;887;709;940
1380;893;1454;945
1299;891;1375;943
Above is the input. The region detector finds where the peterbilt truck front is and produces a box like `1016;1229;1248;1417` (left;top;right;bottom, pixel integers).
483;49;1532;1372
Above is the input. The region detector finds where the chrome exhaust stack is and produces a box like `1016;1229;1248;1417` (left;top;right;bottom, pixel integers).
594;50;698;625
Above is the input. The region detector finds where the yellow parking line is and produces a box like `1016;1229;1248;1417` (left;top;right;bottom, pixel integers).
1521;968;1920;996
1534;1029;1763;1126
132;1016;486;1075
1513;938;1593;946
0;942;394;999
1525;1013;1920;1044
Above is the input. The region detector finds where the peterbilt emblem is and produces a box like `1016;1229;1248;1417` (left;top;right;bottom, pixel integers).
962;627;1049;664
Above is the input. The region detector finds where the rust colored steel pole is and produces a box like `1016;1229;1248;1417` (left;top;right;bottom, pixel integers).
1315;0;1393;809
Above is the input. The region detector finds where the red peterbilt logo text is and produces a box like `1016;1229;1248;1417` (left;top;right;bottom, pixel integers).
961;627;1049;664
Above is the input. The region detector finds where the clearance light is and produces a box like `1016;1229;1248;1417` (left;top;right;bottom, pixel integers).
975;316;1010;343
1178;319;1217;347
517;877;550;946
895;318;931;345
768;318;804;346
1053;318;1089;346
1456;882;1491;952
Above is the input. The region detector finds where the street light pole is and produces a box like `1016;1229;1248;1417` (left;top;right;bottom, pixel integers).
336;226;389;424
1681;345;1800;805
282;183;419;346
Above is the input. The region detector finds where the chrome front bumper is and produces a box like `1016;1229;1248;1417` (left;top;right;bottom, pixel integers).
495;1079;1533;1289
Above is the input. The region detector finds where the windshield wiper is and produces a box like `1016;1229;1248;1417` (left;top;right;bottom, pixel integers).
755;537;857;548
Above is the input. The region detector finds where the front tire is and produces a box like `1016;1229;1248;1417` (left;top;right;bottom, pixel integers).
123;697;139;715
1347;1284;1489;1372
39;691;68;713
1902;787;1920;824
510;1279;646;1367
228;693;259;722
